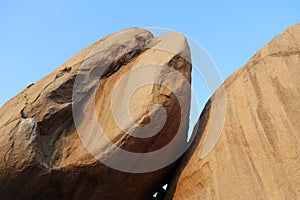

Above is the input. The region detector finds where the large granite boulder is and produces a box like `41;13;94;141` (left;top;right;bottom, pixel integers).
0;28;192;199
166;23;300;200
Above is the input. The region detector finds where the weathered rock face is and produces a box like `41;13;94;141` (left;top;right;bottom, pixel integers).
0;28;192;199
166;24;300;199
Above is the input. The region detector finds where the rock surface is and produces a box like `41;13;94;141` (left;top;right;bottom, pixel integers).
0;28;192;199
166;23;300;199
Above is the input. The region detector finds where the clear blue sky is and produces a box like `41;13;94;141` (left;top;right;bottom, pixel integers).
0;0;299;113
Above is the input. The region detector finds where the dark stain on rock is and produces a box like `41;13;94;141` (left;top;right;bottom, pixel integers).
249;72;280;156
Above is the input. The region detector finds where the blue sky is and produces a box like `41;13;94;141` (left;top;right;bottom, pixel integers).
0;1;299;123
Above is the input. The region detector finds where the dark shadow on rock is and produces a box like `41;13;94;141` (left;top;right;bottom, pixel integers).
163;99;212;199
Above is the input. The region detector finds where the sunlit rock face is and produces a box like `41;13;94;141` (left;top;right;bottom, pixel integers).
0;28;192;199
166;23;300;200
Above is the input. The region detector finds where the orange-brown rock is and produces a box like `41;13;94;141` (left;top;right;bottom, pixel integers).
166;24;300;199
0;28;192;199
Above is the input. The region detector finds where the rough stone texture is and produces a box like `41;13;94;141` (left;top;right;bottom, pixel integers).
0;28;191;199
166;23;300;199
